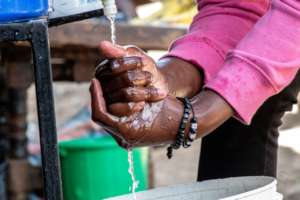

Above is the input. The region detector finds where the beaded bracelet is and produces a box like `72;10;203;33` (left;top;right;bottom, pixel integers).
167;97;191;159
182;98;197;148
167;97;198;158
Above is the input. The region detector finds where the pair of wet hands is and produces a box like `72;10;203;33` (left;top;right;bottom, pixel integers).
90;41;170;148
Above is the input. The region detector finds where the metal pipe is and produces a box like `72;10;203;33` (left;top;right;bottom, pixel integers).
31;20;63;200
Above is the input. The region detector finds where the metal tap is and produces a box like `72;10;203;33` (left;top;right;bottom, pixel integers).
48;0;117;26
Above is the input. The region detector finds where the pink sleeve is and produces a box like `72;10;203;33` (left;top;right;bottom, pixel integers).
165;0;270;83
205;0;300;124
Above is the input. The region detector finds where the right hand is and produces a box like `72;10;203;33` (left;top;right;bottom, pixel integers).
90;79;183;148
96;41;169;116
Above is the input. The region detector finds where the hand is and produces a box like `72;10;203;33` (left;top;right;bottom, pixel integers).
96;41;169;116
90;79;234;149
90;79;182;148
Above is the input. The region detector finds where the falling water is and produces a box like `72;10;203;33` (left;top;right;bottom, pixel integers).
107;16;116;44
106;14;138;199
128;149;139;200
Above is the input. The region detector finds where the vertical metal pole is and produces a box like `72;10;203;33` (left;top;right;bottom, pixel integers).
30;21;63;200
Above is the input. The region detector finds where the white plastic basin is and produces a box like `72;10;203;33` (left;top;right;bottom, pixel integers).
106;176;282;200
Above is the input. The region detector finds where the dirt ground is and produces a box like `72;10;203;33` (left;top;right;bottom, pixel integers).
27;81;300;199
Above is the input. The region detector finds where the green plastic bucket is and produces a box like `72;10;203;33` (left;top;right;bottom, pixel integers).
59;136;149;200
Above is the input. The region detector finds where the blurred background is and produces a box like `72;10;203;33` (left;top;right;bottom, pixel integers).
2;0;300;199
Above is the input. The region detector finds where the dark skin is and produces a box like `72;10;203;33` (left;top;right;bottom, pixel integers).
90;41;233;148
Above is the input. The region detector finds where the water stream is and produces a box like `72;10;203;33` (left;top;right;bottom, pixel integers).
106;15;139;199
128;149;139;200
107;16;116;45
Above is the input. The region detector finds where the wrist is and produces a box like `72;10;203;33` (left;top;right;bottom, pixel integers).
157;57;203;97
191;90;233;138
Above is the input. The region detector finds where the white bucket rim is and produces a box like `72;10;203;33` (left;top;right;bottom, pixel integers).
106;176;281;200
220;176;278;200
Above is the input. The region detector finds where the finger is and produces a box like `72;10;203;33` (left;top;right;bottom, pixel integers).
99;41;126;58
95;59;111;78
95;56;144;79
124;45;146;57
108;102;145;117
108;86;167;103
90;79;118;127
109;56;143;74
103;70;153;92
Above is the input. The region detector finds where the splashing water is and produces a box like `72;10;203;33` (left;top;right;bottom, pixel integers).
107;16;116;44
128;149;139;200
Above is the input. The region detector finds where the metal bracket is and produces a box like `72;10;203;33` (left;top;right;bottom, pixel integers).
0;19;63;200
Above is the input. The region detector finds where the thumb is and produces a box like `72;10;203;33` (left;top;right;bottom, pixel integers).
124;45;146;57
99;41;126;58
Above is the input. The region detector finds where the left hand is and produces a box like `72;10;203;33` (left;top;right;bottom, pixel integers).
90;78;183;148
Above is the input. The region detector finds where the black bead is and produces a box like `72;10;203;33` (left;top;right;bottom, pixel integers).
186;103;191;109
179;129;185;134
183;113;189;119
183;141;191;148
175;138;182;144
167;146;173;159
176;139;183;144
184;107;190;112
168;97;197;158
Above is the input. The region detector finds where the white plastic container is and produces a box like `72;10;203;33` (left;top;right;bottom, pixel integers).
49;0;103;19
106;176;282;200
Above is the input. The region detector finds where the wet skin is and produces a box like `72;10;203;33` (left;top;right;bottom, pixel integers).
90;41;233;148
